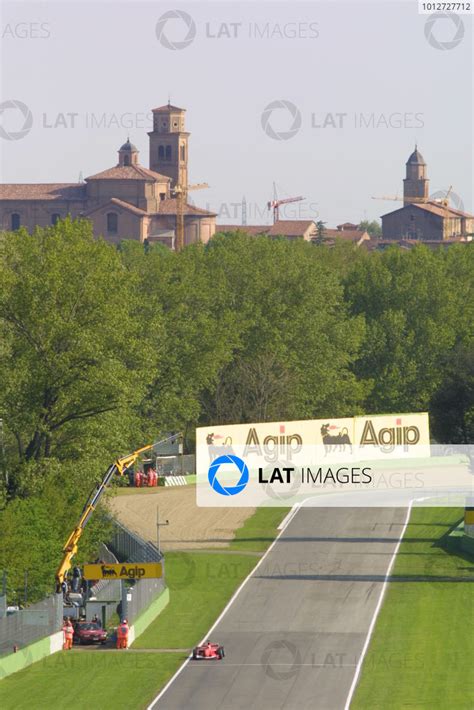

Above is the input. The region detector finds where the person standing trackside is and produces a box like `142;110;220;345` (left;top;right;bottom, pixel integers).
62;618;74;650
116;619;129;649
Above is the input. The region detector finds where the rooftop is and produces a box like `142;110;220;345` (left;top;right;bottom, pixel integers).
0;183;87;201
85;164;171;182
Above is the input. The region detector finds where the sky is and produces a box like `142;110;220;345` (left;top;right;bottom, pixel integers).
1;0;472;226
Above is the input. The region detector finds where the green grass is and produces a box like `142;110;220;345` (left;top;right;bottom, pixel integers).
133;552;256;648
229;505;288;552
352;507;474;710
0;652;180;710
0;506;287;708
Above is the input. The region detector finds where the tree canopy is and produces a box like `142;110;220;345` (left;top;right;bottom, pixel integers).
0;221;472;601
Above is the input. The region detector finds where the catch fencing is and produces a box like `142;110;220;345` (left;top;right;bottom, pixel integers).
0;593;62;658
156;454;195;475
103;520;166;625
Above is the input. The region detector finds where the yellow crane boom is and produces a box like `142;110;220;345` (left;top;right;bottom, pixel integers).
55;437;177;592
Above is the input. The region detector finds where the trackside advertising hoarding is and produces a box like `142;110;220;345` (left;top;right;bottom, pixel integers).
196;413;474;507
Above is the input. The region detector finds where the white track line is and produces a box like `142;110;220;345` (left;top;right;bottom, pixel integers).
146;508;295;709
343;501;414;710
278;504;300;530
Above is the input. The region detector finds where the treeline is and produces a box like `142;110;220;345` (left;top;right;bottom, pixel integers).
0;219;473;601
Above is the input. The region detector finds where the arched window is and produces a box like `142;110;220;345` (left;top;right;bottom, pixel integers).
11;213;20;231
51;213;60;225
107;213;118;234
180;145;185;161
165;145;171;161
158;146;165;160
123;154;130;166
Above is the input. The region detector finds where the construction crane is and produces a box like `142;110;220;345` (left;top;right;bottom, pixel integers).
267;182;304;224
55;435;180;592
173;183;209;251
371;194;427;204
372;186;453;207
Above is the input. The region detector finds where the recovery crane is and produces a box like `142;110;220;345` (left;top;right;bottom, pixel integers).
55;436;180;592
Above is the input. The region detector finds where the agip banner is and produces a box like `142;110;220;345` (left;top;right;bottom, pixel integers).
194;413;473;507
197;412;430;465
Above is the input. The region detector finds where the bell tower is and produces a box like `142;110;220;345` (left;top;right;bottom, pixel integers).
148;102;189;189
403;146;429;206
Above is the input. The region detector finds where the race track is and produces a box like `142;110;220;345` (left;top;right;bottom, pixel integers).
151;507;408;710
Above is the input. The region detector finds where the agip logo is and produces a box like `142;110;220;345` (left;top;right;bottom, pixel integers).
208;454;249;496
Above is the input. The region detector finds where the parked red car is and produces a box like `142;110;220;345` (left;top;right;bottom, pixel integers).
73;621;107;645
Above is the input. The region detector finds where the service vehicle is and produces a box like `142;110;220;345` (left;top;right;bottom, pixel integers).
73;621;107;645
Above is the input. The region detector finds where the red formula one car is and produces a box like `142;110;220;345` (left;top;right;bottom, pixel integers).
192;641;225;660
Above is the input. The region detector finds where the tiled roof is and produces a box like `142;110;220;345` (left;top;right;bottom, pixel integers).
82;198;149;218
216;221;316;237
382;201;474;220
413;201;474;219
266;220;316;237
157;199;216;217
0;183;86;201
152;104;185;112
336;222;359;230
85;165;171;182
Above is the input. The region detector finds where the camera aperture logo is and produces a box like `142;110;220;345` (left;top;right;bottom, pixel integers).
155;9;196;50
208;454;249;496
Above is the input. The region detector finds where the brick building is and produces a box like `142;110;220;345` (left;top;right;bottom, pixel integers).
381;148;474;241
0;103;216;247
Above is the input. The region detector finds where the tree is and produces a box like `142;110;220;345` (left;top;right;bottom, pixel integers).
0;219;156;495
431;344;474;443
345;245;469;414
314;220;327;246
358;220;382;238
201;234;367;423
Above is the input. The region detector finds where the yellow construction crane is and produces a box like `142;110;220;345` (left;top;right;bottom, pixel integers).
371;194;427;204
372;186;453;207
55;436;179;592
173;183;209;251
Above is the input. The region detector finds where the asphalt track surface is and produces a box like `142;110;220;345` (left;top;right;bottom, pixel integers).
151;507;408;710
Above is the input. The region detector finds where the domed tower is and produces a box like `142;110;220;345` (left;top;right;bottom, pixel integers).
403;146;429;206
118;139;139;167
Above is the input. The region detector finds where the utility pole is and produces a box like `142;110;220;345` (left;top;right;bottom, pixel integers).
156;507;169;555
0;418;8;491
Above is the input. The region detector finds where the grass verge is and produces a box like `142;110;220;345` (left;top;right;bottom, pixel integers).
0;506;288;709
0;652;179;710
352;507;474;710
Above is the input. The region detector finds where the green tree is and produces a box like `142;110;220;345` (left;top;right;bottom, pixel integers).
314;220;327;246
345;245;467;413
431;344;474;443
358;219;382;238
202;234;367;423
0;219;156;495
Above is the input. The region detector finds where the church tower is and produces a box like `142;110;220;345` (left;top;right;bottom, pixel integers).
148;103;189;189
403;146;429;205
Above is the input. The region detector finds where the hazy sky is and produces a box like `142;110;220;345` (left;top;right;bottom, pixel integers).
1;0;472;225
